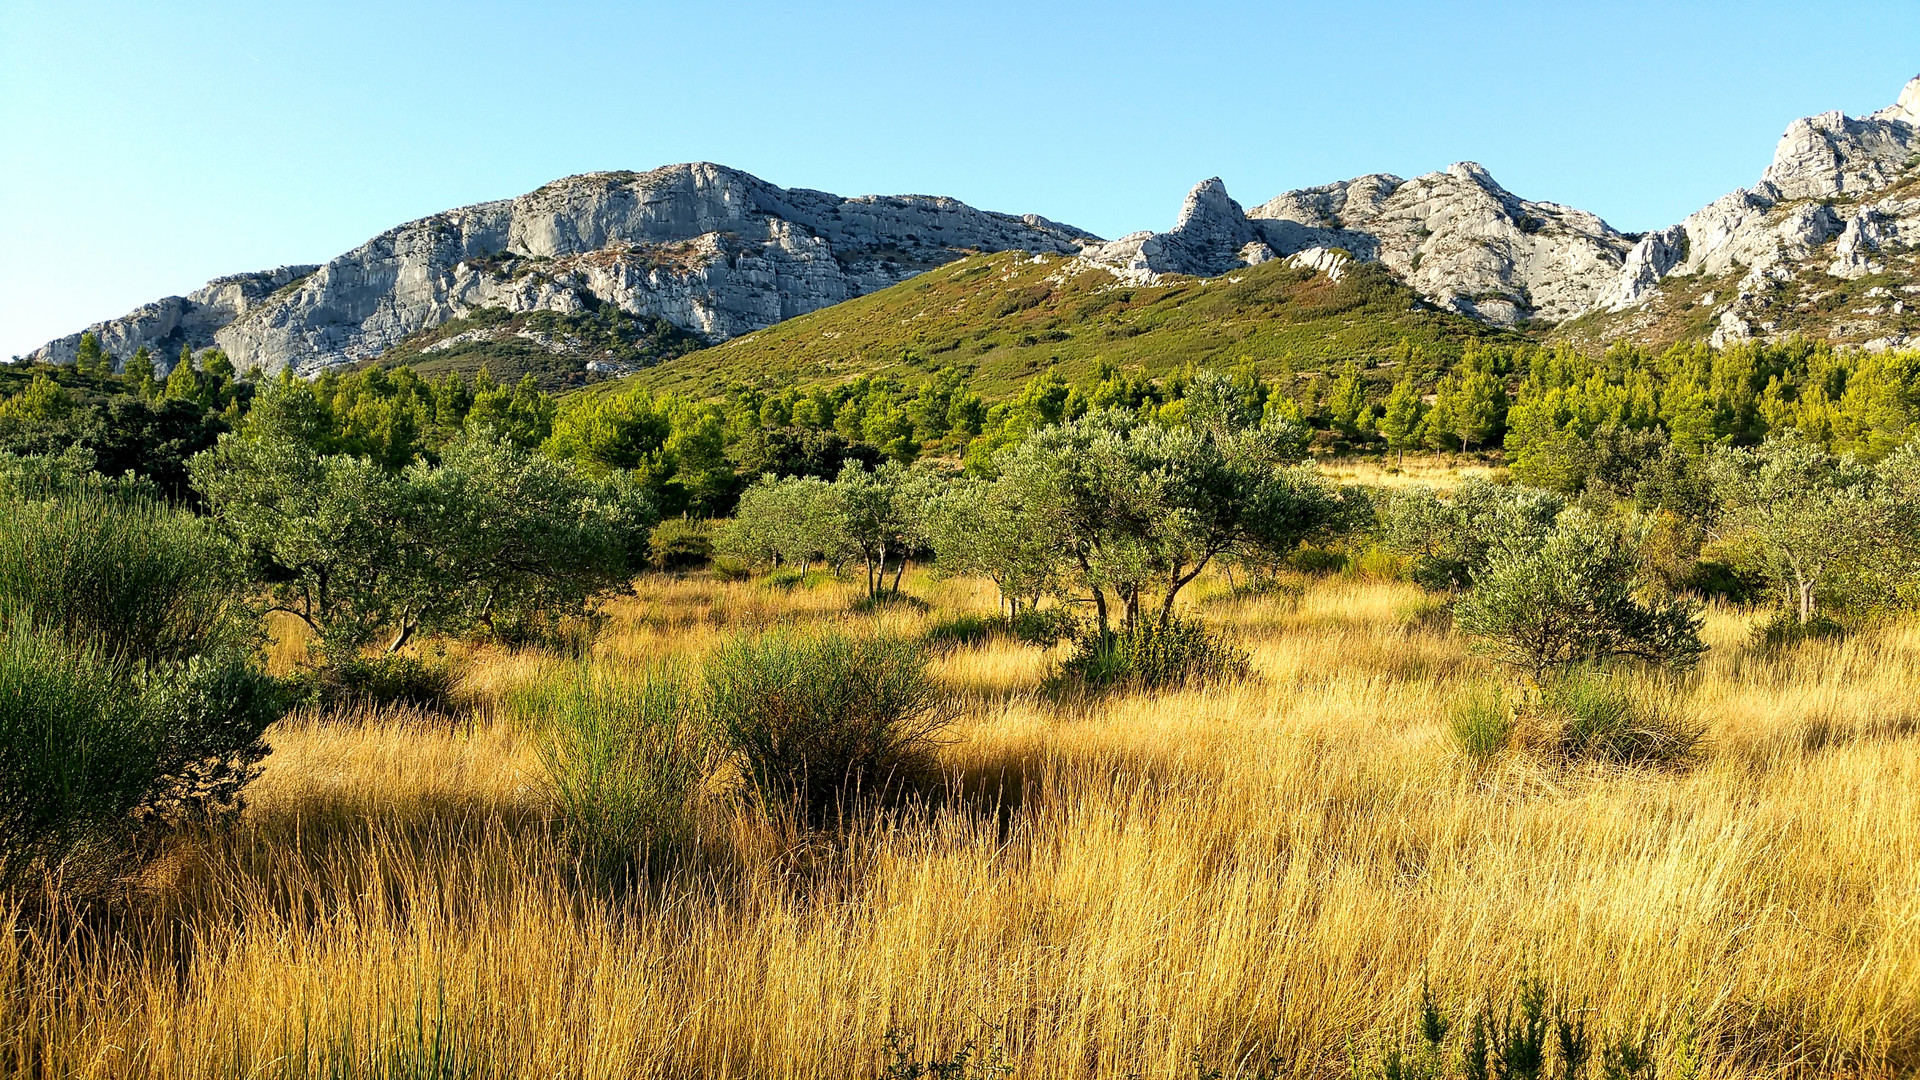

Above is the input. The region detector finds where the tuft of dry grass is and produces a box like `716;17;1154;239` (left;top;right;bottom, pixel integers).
8;574;1919;1078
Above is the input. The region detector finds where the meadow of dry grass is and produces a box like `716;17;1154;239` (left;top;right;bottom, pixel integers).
9;572;1919;1078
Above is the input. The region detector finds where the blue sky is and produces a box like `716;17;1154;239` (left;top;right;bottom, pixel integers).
3;0;1917;360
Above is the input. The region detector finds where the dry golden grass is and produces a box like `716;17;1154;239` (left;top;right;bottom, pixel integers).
1318;454;1505;490
9;573;1920;1078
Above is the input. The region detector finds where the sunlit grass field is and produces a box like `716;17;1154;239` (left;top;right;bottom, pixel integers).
11;572;1919;1078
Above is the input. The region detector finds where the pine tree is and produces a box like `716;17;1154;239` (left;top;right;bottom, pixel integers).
125;346;157;398
1424;376;1460;452
1378;378;1425;465
165;349;204;402
1327;361;1370;437
73;332;109;376
1452;368;1506;453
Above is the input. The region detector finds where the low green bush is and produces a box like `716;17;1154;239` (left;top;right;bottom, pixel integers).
648;518;713;570
312;654;460;710
920;613;1008;652
518;665;715;875
1049;616;1251;696
705;629;953;825
1679;558;1765;604
1341;974;1668;1080
0;627;150;884
710;555;753;582
766;567;810;590
1010;607;1080;647
1539;669;1703;767
0;482;285;886
1289;546;1350;575
0;486;246;662
0;627;281;885
1748;609;1846;651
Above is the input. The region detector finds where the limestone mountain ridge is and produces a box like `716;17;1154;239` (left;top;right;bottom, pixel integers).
24;75;1920;377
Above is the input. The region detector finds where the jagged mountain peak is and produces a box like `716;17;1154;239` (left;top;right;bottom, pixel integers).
1869;74;1920;125
1587;74;1920;350
1083;162;1632;327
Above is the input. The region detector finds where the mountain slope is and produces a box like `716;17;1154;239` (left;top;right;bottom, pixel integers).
625;248;1518;400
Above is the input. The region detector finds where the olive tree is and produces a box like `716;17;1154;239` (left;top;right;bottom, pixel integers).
191;431;652;659
1378;477;1565;590
1453;506;1707;676
993;410;1347;634
1709;435;1883;624
924;474;1063;617
832;460;929;598
717;475;852;572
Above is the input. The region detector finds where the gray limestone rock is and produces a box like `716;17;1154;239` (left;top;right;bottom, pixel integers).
28;265;318;369
33;163;1097;375
1594;74;1920;346
1083;163;1634;327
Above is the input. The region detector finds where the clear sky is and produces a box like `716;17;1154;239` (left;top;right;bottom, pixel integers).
3;0;1917;360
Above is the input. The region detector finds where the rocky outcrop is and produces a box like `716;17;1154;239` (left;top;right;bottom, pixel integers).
1080;163;1635;327
1589;74;1920;350
32;163;1097;375
1079;178;1267;282
28;266;318;369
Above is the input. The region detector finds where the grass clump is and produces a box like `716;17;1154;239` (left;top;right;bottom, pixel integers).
1539;669;1703;767
705;629;953;825
920;613;1010;652
1049;616;1251;696
1748;610;1846;652
0;628;150;885
1448;682;1513;762
0;486;246;662
0;484;283;887
1347;976;1663;1080
519;664;716;875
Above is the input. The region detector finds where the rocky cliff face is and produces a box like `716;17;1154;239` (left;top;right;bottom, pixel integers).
28;266;318;368
1583;75;1920;350
30;163;1097;375
1080;162;1637;327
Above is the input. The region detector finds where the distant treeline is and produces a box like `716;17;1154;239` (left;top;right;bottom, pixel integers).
8;330;1920;514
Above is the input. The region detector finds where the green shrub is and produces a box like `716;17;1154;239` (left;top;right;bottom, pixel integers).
710;555;752;582
1289;546;1350;575
135;648;283;823
1344;974;1659;1080
920;613;1008;652
0;487;246;662
1748;609;1846;651
1049;616;1252;696
767;567;809;590
0;627;150;884
1011;607;1080;647
0;487;285;885
1680;558;1765;603
519;665;715;873
1454;508;1706;676
1448;682;1513;762
649;517;713;570
312;654;460;710
704;629;953;825
1539;669;1703;767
